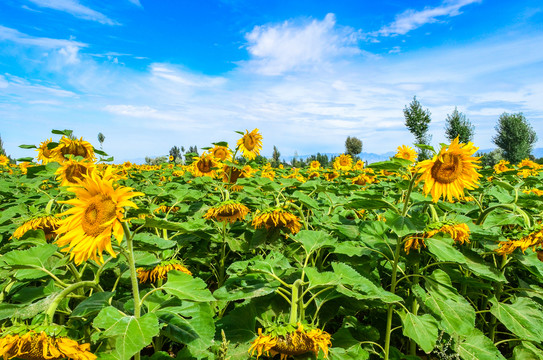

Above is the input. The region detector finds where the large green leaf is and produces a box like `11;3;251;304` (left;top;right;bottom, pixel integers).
156;302;214;352
292;190;319;209
513;342;543;360
71;292;115;318
398;311;439;353
1;244;59;280
461;249;506;282
144;218;208;233
293;230;336;256
426;236;467;264
162;271;215;302
489;297;543;342
94;307;160;360
213;274;280;301
133;233;176;251
333;262;401;303
455;329;506;360
305;267;341;287
385;212;426;237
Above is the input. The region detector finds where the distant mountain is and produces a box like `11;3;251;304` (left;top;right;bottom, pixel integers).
281;151;396;164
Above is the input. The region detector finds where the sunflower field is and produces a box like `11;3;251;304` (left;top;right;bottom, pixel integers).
2;128;543;360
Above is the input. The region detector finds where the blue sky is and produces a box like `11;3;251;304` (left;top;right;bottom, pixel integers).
1;0;542;162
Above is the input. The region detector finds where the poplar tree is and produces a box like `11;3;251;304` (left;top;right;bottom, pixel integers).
493;112;537;163
445;107;474;143
403;96;432;160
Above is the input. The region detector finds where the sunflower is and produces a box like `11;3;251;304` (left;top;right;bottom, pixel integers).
0;154;9;166
309;161;321;171
496;227;543;256
0;331;96;360
154;205;181;214
54;168;143;265
493;160;510;174
524;188;543;196
249;324;331;360
416;137;481;203
252;208;301;234
324;171;339;181
191;153;221;177
137;261;192;283
36;138;58;164
203;200;250;223
237;129;263;160
353;159;365;170
351;174;375;186
168;155;174;162
52;137;95;162
12;215;61;240
517;158;540;169
55;159;96;186
333;154;353;171
395;145;418;162
404;223;470;254
210;145;232;162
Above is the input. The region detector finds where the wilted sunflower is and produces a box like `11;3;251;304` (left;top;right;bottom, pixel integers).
203;200;250;223
36;138;58;164
55;168;143;265
249;323;331;360
404;223;470;254
252;208;301;234
191;153;221;177
137;261;192;283
351;174;375;186
395;145;418;162
333;154;353;171
416;137;481;203
0;331;96;360
237;129;263;160
12;215;61;240
52;137;95;162
210;145;232;161
496;227;543;256
55;159;96;186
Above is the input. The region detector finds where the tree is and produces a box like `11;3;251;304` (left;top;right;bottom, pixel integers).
0;134;6;156
492;112;537;164
404;96;432;160
478;149;503;168
445;107;474;143
271;146;281;167
97;132;105;149
169;146;182;162
345;136;362;158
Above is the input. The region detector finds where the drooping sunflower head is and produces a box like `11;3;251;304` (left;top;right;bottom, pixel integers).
416;137;481;203
55;158;96;186
55;168;143;265
36;138;59;164
137;261;192;283
395;145;418;162
333;154;353;171
52;137;96;163
252;208;301;234
12;215;61;240
203;200;250;223
210;145;233;162
0;330;96;360
237;129;263;160
191;153;221;178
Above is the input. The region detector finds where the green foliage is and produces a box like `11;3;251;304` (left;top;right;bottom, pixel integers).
345;136;362;157
169;146;182;163
271;145;281;167
445;107;474;143
404;96;432;160
478;149;503;167
97;132;105;148
493;112;537;163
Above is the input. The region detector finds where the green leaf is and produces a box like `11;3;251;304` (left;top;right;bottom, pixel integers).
133;233;176;251
461;249;506;282
162;271;215;302
426;236;467;265
489;297;543;342
1;244;58;280
455;329;506;360
293;230;336;256
213;274;280;301
16;157;34;162
51;129;73;136
385;213;426;237
398;311;439;353
333;262;402;303
94;307;160;360
19;144;37;149
292;191;319;209
94;148;108;156
156;302;214;352
329;345;370;360
513;342;543;360
71;292;115;318
144;218;207;233
305;267;341;287
346;197;395;211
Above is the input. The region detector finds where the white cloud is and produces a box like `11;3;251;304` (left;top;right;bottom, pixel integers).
127;0;143;7
26;0;118;25
244;13;361;75
0;25;86;49
375;0;481;37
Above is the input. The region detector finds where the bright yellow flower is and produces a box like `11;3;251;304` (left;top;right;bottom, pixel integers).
333;154;353;171
209;145;232;162
309;161;321;170
55;168;143;264
51;137;95;163
395;145;418;162
55;158;96;186
191;153;221;178
237;129;263;160
416;137;481;203
0;154;9;166
493;160;510;173
36;138;58;164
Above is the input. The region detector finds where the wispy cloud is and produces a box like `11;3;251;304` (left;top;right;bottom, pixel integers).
243;13;361;75
127;0;143;8
375;0;481;37
0;25;86;49
25;0;118;25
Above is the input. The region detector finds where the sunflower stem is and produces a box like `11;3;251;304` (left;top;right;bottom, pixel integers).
45;280;100;325
383;235;402;360
289;279;303;325
122;222;142;318
218;221;228;288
